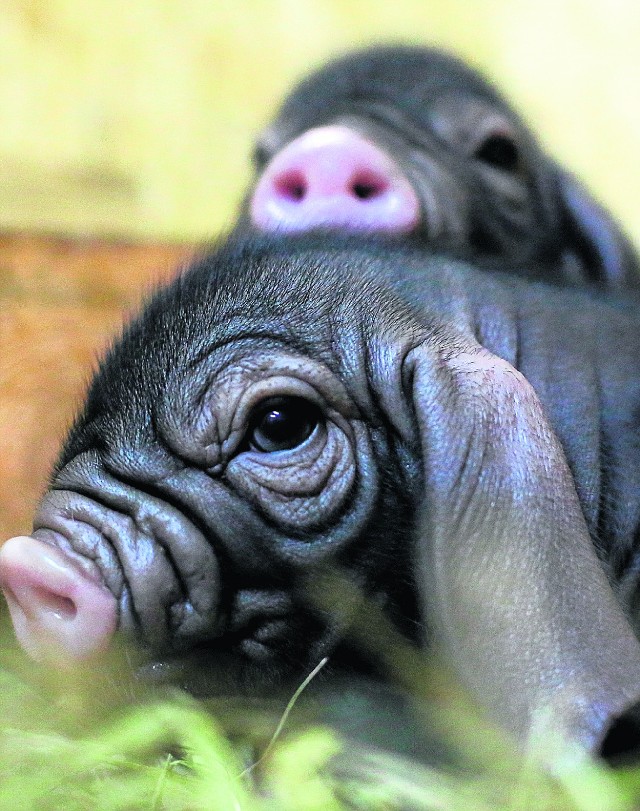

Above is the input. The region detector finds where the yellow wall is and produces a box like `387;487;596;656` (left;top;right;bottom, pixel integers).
1;1;639;243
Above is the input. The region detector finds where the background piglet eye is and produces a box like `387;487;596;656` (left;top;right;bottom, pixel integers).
252;143;271;169
474;133;520;172
247;396;322;453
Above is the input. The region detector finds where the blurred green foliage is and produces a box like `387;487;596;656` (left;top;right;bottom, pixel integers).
0;636;639;811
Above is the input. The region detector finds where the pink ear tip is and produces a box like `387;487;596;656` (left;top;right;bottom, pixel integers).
0;535;118;665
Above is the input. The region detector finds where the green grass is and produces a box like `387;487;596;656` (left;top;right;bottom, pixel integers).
0;636;639;811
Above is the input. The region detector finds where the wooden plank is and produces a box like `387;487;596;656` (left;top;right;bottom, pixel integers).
0;233;193;538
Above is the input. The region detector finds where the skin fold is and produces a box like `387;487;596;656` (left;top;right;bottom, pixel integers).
4;234;640;764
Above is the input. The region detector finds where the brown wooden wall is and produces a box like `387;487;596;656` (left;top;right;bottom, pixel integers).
0;236;193;538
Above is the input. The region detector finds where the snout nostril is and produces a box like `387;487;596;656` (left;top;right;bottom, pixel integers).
3;583;77;621
33;587;77;620
275;169;307;201
351;171;388;201
0;534;118;663
599;703;640;764
250;125;421;233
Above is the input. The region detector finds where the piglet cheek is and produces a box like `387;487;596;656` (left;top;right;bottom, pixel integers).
0;535;118;666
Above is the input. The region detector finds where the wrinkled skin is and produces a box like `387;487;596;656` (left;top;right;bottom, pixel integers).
241;45;639;289
4;234;640;763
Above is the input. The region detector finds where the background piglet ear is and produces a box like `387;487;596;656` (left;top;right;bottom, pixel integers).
404;336;640;761
556;167;640;290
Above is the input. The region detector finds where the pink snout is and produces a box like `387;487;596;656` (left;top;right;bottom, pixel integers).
250;125;421;234
0;536;117;665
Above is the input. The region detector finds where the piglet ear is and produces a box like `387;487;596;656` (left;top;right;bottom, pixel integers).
557;168;639;290
404;332;640;762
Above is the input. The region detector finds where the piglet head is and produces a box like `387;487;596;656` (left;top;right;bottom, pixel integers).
0;238;410;689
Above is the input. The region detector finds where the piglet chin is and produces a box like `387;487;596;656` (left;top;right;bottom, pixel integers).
0;535;117;666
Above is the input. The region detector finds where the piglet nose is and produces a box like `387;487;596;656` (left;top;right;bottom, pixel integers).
0;536;117;665
250;124;420;234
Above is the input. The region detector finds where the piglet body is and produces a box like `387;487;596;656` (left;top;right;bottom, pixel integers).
4;235;640;761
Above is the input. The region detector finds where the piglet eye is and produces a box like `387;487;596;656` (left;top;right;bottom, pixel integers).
475;133;520;172
248;396;321;453
252;143;270;169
